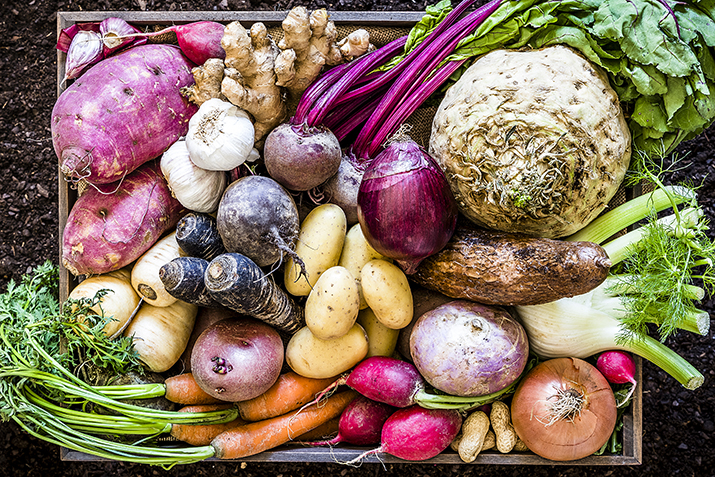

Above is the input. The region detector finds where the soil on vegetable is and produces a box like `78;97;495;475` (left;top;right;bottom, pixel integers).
0;0;713;476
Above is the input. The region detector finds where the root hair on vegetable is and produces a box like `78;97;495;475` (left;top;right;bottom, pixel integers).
535;383;585;427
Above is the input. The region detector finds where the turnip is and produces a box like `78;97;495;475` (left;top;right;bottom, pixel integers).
191;317;284;402
347;405;461;463
302;394;396;447
216;175;302;269
409;300;529;397
53;44;198;185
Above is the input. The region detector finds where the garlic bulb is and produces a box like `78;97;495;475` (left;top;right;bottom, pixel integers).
160;138;228;213
185;98;256;171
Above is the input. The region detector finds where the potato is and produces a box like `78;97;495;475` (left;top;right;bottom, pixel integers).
284;204;347;296
305;266;360;340
339;223;391;309
357;308;400;358
361;259;413;329
285;324;369;379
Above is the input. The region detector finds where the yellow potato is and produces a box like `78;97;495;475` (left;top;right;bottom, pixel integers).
339;223;391;309
357;307;400;358
305;266;361;340
285;323;369;379
361;259;413;329
284;204;347;296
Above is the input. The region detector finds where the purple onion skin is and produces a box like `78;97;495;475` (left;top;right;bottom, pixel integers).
346;356;426;408
357;140;458;274
264;122;342;192
409;300;529;397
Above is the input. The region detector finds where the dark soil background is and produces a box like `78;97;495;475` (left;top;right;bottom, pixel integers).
1;0;713;476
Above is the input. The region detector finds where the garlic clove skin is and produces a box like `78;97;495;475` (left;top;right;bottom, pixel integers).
161;138;228;213
100;17;141;56
64;30;104;81
185;98;256;172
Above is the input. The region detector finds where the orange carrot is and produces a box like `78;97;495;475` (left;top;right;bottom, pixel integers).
170;403;247;446
236;372;338;421
164;373;224;405
210;390;358;459
293;416;340;442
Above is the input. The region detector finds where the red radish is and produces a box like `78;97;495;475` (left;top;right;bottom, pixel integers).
347;406;461;462
302;395;395;447
129;21;226;65
597;351;638;405
166;22;226;65
345;356;426;408
318;356;513;411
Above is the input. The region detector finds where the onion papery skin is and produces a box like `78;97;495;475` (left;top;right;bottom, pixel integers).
357;139;458;274
510;357;617;462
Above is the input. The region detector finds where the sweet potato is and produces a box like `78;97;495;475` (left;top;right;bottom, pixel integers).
62;161;185;276
52;44;198;185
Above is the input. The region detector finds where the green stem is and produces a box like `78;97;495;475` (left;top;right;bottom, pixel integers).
566;185;695;244
602;208;703;265
0;367;238;425
23;387;172;435
415;375;522;411
617;331;704;390
93;383;167;400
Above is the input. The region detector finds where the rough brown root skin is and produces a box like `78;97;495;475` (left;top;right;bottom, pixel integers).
221;21;287;144
181;58;226;106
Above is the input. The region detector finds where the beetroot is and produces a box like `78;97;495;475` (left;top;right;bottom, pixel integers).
263;123;342;192
62;160;184;276
53;44;198;185
191;317;284;402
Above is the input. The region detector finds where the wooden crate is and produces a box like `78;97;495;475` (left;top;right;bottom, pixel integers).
56;10;642;465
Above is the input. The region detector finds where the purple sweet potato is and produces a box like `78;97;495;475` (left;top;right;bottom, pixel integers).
62;160;185;276
52;44;198;185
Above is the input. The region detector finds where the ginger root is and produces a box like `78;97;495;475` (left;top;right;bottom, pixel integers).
338;29;372;60
275;7;344;99
221;21;287;144
180;58;226;106
184;8;371;144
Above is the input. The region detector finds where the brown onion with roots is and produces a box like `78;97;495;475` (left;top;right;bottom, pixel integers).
510;357;617;461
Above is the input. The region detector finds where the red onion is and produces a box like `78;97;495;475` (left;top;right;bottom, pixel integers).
357;138;458;274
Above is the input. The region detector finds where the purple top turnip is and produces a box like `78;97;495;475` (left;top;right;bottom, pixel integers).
409;300;529;396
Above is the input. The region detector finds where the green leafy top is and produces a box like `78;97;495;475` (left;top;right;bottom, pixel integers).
0;261;143;380
437;0;715;155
